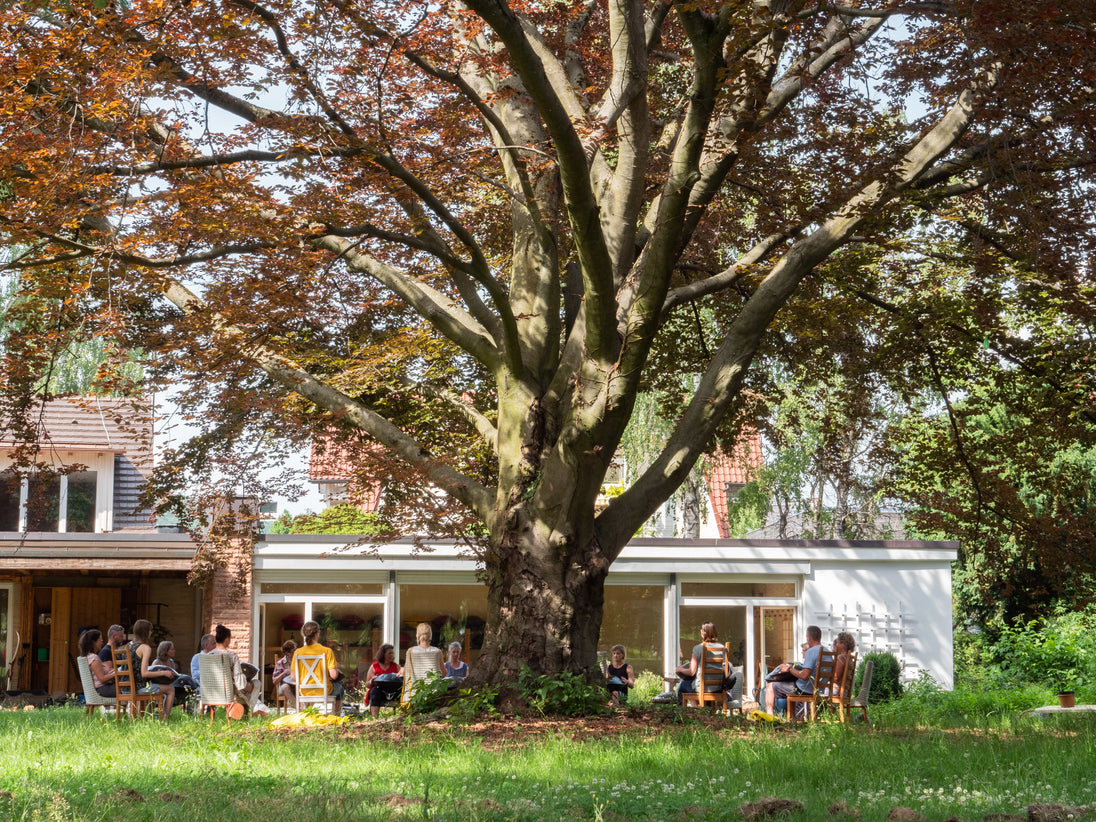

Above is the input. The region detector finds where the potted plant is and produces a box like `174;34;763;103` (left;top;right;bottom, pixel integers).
1057;689;1076;709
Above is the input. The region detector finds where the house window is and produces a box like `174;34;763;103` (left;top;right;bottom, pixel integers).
599;585;664;676
0;470;98;533
0;473;19;531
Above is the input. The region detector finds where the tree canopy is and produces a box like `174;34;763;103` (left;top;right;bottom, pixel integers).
1;0;1094;680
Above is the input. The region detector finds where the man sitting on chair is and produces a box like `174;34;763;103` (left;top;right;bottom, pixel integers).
291;620;344;714
765;624;824;716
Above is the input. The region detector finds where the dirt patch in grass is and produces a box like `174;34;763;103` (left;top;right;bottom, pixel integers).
260;707;797;748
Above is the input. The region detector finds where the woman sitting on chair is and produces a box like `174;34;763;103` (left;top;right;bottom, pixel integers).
403;623;444;701
830;632;856;698
365;643;402;718
79;629;116;698
132;619;175;719
675;622;720;706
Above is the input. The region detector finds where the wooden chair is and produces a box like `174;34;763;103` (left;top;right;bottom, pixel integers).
198;652;238;725
786;648;836;722
111;645;165;720
294;654;337;714
848;658;874;723
76;655;116;718
827;652;858;722
682;642;730;711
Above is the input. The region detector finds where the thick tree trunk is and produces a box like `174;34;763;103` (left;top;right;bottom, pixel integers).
473;515;610;688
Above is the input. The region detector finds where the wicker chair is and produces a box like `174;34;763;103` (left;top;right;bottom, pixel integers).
198;652;239;725
76;655;116;718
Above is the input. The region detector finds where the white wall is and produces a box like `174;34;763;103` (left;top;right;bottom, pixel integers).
803;560;954;689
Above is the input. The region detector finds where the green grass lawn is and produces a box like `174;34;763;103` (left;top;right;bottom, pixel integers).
1;706;1093;821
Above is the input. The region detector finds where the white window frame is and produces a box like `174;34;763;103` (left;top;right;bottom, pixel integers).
0;450;113;533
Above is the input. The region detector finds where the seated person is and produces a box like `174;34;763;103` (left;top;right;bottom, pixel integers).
212;623;268;717
365;643;402;718
273;639;297;705
830;632;856;699
606;644;635;707
190;633;215;684
150;640;199;707
132;618;175;719
444;641;468;683
79;629;116;698
403;622;443;701
765;625;824;717
675;622;723;705
292;620;343;714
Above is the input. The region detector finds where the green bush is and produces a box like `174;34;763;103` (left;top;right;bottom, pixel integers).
517;667;610;717
628;670;666;705
993;607;1096;693
855;652;902;702
402;673;451;715
873;671;1053;726
267;505;388;535
447;684;500;723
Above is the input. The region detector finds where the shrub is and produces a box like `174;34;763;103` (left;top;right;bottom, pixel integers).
517;667;610;717
402;673;451;715
855;652;902;702
447;685;500;723
628;670;666;705
993;607;1096;693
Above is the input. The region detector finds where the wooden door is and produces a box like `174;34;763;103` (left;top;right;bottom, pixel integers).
46;587;123;694
47;588;71;694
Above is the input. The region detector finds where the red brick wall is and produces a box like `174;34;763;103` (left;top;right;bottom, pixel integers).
200;536;254;660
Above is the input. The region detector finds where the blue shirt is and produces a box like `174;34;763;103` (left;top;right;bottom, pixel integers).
799;644;822;694
190;652;205;682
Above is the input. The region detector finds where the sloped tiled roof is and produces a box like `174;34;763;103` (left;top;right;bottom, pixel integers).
1;396;152;456
706;430;763;538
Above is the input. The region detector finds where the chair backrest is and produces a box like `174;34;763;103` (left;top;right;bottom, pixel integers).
697;643;729;698
836;652;858;701
77;655;113;707
810;648;836;695
295;654;330;694
198;653;236;706
850;658;873;707
111;645;139;697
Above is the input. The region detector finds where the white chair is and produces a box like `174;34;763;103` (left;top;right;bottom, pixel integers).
76;655;116;718
198;653;238;725
294;654;337;714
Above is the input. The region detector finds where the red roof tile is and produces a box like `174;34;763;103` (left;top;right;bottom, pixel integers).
706;430;763;538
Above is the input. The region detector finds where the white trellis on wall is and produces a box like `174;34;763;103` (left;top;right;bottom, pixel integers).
814;602;919;683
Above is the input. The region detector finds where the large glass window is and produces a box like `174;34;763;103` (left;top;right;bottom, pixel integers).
260;600;384;692
398;584;488;667
599;585;664;676
26;476;60;532
679;605;747;667
0;470;98;532
66;471;97;532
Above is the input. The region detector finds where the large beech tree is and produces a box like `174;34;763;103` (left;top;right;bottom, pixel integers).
1;0;1094;680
